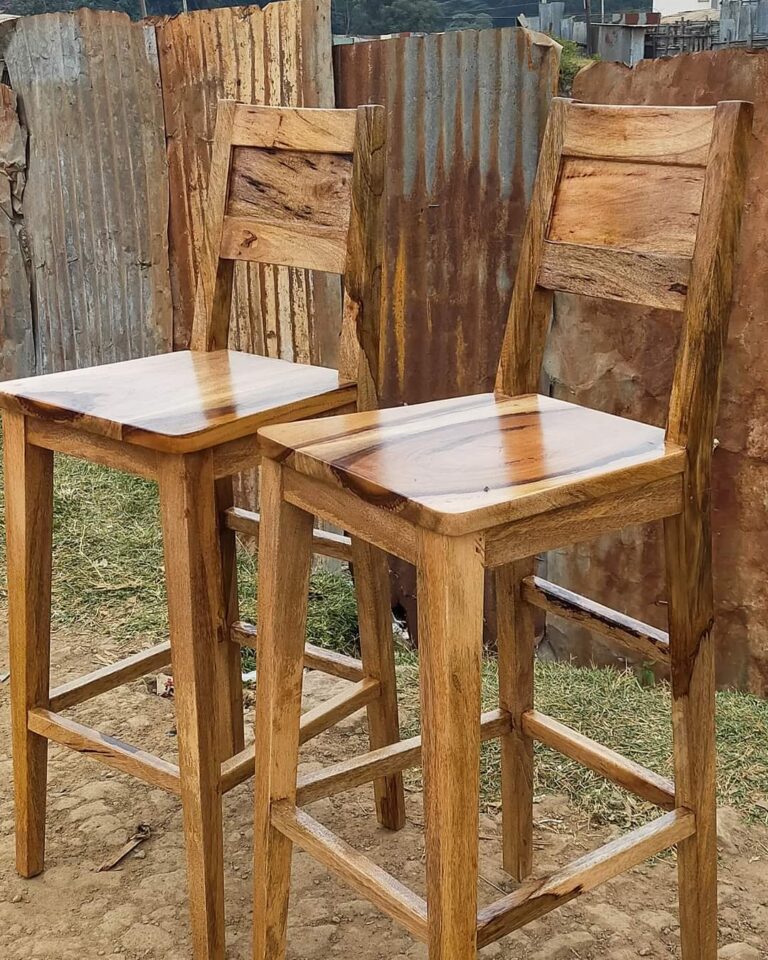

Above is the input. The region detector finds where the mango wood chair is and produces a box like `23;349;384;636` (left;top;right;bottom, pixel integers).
251;97;752;960
0;101;404;960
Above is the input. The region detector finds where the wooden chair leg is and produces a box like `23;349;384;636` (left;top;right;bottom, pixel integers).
417;529;484;960
253;459;314;960
664;508;718;960
4;412;54;879
351;537;406;831
214;475;245;760
160;451;227;960
495;558;536;881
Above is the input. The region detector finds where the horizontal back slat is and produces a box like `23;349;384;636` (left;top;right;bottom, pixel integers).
220;216;348;273
563;103;716;167
231;104;358;152
548;158;706;258
538;241;691;311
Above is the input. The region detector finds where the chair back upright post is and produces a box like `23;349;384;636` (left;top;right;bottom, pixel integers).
496;97;752;478
189;101;387;398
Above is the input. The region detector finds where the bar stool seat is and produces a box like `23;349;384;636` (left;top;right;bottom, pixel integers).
0;349;355;452
259;392;685;534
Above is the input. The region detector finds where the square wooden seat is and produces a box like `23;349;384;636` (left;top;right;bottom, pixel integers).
0;349;355;453
259;392;686;535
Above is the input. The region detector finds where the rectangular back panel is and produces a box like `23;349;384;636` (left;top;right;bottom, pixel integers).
222;145;353;273
536;103;719;311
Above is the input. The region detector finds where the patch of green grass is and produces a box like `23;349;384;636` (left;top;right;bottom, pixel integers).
398;653;768;829
0;443;361;660
0;446;766;830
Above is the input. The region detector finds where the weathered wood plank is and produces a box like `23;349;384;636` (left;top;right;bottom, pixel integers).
563;103;716;166
2;10;172;372
521;575;671;664
538;241;690;311
523;710;676;809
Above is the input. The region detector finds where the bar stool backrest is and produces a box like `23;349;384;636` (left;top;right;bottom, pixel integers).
190;101;386;388
496;97;752;467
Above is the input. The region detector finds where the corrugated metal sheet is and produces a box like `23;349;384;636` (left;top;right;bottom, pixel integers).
1;10;172;374
335;27;560;635
156;0;342;364
335;28;559;408
0;83;33;380
548;50;768;695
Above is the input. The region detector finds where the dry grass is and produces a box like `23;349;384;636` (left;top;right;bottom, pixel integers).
0;445;766;830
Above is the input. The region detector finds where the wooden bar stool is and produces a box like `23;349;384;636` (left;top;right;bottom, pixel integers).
1;101;403;960
251;98;752;960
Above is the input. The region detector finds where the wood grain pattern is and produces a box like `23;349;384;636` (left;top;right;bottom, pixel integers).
225;505;353;562
523;711;676;810
27;419;159;481
342;105;387;389
418;529;484;959
227;147;352;230
229;620;365;682
260;392;685;536
351;538;406;830
538;241;691;311
252;459;314;960
0;350;355;454
563;103;716;166
231;104;357;152
159;451;227;960
496;560;536;881
220;680;381;795
272;803;429;941
496;98;568;395
296;710;511;806
27;708;181;796
190;100;237;353
522;575;671;665
548;158;705;257
49;640;172;712
4;412;53;877
213;475;245;760
220;215;348;274
664;100;753;960
483;475;683;568
477;809;695;948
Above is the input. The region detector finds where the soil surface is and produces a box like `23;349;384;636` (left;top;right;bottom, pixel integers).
1;628;766;960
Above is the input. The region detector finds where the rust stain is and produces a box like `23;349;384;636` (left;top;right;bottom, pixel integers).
334;27;559;636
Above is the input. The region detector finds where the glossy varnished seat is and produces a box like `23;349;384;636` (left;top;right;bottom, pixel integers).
0;350;355;452
259;392;685;535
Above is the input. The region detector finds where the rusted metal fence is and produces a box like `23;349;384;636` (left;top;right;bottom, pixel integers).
335;28;560;634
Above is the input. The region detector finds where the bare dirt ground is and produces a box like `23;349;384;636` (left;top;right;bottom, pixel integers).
1;628;766;960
